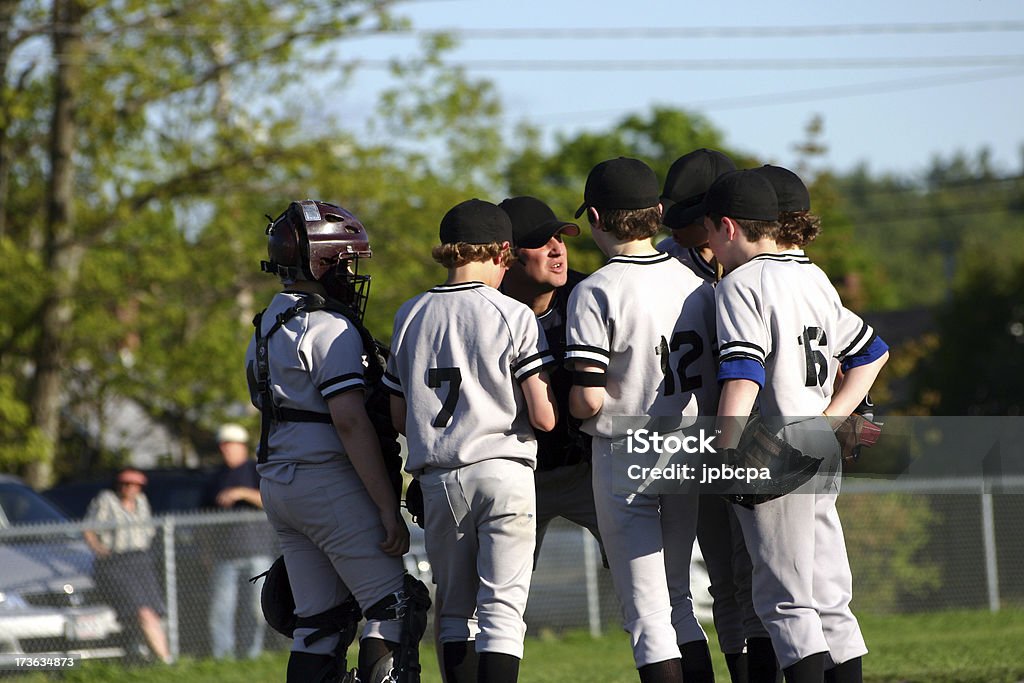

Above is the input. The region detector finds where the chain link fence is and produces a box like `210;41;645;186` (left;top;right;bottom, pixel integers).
2;480;1022;666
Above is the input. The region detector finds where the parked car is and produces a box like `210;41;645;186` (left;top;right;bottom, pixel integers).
0;474;121;661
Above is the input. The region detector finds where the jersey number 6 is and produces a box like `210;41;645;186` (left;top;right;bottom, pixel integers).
427;367;462;428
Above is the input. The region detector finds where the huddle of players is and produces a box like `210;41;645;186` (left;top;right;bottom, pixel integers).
250;149;888;683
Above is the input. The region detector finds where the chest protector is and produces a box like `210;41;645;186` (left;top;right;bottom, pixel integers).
252;293;402;496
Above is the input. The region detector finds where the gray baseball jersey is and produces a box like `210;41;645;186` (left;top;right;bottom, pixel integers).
245;292;366;474
715;251;885;670
566;251;718;668
656;237;718;282
655;239;774;654
383;282;554;473
245;290;406;653
565;252;719;437
384;281;553;659
715;251;884;416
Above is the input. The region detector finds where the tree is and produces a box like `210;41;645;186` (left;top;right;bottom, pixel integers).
1;1;411;484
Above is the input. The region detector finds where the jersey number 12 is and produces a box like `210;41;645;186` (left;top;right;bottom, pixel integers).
658;331;704;396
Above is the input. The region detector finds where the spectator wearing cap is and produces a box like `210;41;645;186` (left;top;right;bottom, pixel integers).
203;424;272;659
384;199;557;683
84;467;172;663
566;157;719;683
497;196;606;570
657;148;736;282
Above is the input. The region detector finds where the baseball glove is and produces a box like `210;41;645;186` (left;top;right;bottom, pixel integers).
405;478;425;529
833;412;882;463
715;417;824;509
251;555;296;637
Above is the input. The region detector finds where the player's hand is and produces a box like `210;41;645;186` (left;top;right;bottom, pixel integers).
379;508;410;557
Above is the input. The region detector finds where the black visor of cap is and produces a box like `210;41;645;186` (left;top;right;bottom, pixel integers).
660;149;737;229
439;199;513;245
499;196;581;249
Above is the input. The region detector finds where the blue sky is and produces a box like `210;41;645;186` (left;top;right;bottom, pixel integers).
339;0;1024;178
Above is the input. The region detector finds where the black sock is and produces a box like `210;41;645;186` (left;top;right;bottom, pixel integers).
747;638;781;683
783;652;826;683
726;651;749;683
638;657;682;683
679;640;715;683
443;641;479;683
286;651;337;683
824;657;862;683
358;637;398;680
478;651;521;683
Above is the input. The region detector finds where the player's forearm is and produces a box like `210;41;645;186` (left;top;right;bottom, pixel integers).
390;395;407;436
338;419;401;513
715;379;760;449
825;351;889;419
568;362;605;419
331;394;401;515
522;371;557;432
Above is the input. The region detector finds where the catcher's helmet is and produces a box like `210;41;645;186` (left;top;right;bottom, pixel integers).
262;200;373;319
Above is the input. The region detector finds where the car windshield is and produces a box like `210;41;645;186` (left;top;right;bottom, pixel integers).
0;482;70;526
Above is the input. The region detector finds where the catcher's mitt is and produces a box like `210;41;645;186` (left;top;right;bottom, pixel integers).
833;412;882;463
405;478;425;529
251;555;296;637
714;417;824;509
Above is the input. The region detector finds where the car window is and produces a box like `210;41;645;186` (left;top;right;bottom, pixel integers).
0;482;70;526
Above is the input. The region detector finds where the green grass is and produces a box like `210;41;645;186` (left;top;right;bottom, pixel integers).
12;609;1024;682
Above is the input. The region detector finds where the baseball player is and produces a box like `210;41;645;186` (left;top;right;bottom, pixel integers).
246;200;430;683
566;157;719;683
497;195;605;567
659;149;776;683
657;148;735;282
383;199;557;683
703;170;889;683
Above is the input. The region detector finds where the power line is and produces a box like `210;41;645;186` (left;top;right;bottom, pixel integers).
356;55;1024;71
486;68;1024;123
402;21;1024;40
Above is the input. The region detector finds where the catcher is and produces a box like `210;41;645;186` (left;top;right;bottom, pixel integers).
704;169;889;683
246;200;430;683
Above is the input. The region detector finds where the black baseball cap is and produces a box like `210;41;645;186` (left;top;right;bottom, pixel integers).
439;199;513;245
661;148;737;229
701;169;779;221
574;157;661;219
499;196;580;249
752;165;811;213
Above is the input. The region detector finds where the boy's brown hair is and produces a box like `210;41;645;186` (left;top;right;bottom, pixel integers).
707;213;781;242
776;211;821;248
432;242;515;269
590;206;663;241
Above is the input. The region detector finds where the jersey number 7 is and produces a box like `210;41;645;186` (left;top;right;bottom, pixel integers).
427;367;462;428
